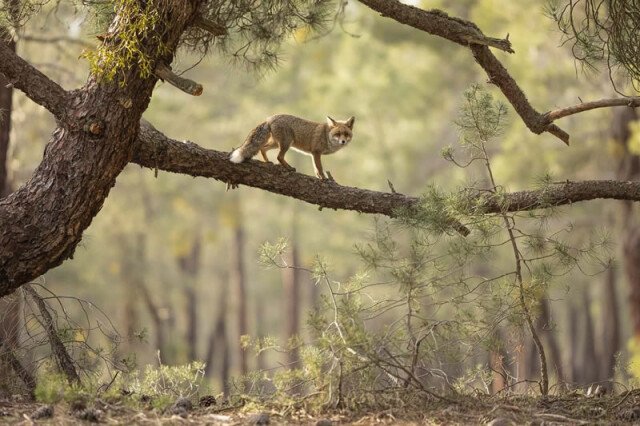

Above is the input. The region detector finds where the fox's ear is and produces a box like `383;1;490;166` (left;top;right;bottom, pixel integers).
346;116;355;129
327;116;337;127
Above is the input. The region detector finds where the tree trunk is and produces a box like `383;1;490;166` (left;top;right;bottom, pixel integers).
580;291;599;385
230;199;248;377
538;298;565;384
600;265;620;386
177;234;202;362
282;218;301;367
0;33;22;389
119;235;141;351
0;37;14;197
0;1;204;297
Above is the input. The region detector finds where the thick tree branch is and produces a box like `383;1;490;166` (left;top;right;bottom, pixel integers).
133;121;419;217
358;0;570;145
132;121;640;221
0;1;205;298
0;39;68;119
357;0;513;53
546;97;640;122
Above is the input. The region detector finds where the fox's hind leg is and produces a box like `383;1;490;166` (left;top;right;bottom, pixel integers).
259;137;278;163
271;128;296;171
276;145;295;171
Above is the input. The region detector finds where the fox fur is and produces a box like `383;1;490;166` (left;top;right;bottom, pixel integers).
230;114;355;179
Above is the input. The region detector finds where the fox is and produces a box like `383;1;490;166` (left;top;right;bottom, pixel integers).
229;114;355;179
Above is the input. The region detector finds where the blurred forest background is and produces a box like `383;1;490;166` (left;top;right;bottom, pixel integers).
2;0;640;406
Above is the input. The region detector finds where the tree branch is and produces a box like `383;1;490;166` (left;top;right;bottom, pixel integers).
546;97;640;122
357;0;513;53
358;0;570;145
131;122;640;221
193;15;227;36
0;39;68;119
154;62;203;96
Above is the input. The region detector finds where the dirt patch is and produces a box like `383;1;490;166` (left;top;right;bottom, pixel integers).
1;392;640;424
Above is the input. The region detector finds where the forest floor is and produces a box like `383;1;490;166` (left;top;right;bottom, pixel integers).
2;391;640;425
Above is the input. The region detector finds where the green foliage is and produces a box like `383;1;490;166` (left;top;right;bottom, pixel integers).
81;0;167;83
546;0;640;91
188;0;336;72
126;361;207;406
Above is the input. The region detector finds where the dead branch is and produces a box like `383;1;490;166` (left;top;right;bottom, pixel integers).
193;15;227;36
358;0;570;145
546;97;640;122
23;285;80;384
19;34;94;48
154;62;203;96
0;335;36;396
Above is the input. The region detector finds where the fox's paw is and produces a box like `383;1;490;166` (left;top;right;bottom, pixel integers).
282;164;296;172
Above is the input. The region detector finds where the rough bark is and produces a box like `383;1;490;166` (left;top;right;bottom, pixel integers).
132;121;640;219
0;0;203;297
0;37;15;196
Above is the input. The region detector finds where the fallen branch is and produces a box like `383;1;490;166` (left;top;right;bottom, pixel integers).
24;285;80;384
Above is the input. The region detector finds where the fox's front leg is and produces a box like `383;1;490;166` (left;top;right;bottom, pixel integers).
312;152;326;179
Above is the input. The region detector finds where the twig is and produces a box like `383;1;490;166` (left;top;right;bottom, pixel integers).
546;97;640;121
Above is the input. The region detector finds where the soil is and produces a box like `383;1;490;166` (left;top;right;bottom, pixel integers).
1;391;640;424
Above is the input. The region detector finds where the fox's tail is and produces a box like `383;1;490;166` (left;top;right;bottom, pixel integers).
230;121;270;163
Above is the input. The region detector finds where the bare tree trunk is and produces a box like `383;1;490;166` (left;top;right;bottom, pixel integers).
282;218;301;366
177;234;202;362
139;276;166;357
0;32;15;197
567;304;581;384
119;236;140;350
205;288;230;395
538;298;566;384
0;31;21;389
580;291;599;385
600;265;620;386
489;330;506;394
230;199;248;377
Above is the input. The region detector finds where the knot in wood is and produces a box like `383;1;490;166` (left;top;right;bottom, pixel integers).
84;120;105;136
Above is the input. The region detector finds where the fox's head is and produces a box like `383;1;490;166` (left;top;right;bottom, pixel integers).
327;116;355;150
